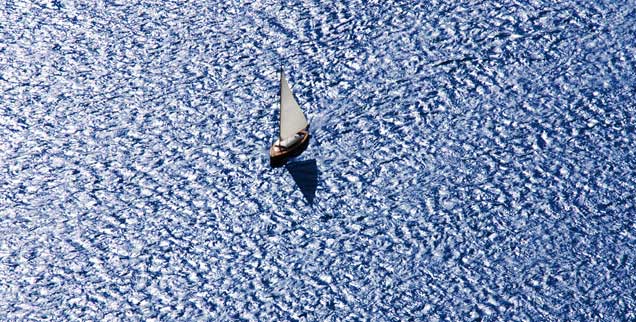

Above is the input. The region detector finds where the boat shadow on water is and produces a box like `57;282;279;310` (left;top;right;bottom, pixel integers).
285;159;319;205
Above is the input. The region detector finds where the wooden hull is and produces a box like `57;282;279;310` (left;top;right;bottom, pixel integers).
270;130;310;167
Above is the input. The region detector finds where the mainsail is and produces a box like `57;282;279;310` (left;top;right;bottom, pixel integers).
279;71;308;140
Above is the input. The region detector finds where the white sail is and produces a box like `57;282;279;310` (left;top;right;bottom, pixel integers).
279;71;308;140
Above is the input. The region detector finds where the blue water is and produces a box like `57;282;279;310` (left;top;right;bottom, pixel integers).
1;0;635;320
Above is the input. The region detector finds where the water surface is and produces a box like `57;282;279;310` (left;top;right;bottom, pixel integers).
1;0;635;320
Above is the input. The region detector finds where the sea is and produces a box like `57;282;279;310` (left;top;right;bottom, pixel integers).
1;0;635;320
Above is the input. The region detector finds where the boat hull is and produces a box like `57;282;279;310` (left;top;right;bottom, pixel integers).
269;130;310;167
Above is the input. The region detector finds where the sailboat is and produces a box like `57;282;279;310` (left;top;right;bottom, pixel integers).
270;70;310;167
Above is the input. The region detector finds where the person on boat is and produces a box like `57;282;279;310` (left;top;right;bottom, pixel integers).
277;132;306;150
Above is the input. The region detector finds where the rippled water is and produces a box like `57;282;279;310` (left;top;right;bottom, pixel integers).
1;0;635;320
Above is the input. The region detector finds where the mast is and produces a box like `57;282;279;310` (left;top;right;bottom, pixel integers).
279;67;283;141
